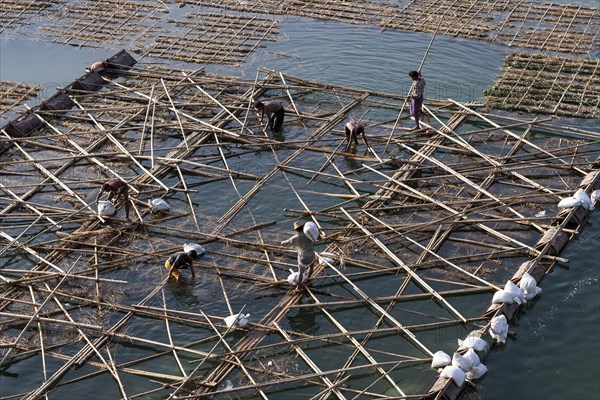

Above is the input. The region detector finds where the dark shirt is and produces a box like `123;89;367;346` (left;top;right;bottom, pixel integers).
168;252;192;270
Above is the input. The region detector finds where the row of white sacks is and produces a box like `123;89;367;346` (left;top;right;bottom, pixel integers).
432;273;543;387
433;188;599;388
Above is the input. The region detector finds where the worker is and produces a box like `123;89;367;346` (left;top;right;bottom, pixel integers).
344;121;369;151
281;221;318;293
96;179;130;221
165;249;197;281
408;70;426;130
88;61;105;72
254;100;285;132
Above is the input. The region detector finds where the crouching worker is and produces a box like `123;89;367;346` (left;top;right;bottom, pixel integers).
96;179;131;221
344;121;369;151
165;249;197;281
254;100;285;132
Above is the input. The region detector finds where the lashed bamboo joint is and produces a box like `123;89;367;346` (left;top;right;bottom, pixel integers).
0;48;598;399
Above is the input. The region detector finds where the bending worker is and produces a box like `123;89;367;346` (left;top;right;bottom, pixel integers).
96;179;131;221
344;120;369;151
254;100;285;132
165;249;197;281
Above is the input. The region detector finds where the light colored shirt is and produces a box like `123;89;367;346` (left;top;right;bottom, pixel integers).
410;78;425;99
282;232;316;265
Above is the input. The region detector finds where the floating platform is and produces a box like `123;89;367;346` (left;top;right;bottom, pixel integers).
0;49;598;399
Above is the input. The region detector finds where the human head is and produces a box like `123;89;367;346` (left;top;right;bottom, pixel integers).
102;183;111;192
293;221;304;232
254;100;264;110
409;70;420;80
186;249;198;259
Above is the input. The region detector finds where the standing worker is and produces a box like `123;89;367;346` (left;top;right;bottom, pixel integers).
344;120;369;151
408;70;426;131
254;100;285;132
165;249;197;281
281;221;319;293
96;179;131;221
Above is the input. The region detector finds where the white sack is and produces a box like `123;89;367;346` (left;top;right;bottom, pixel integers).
303;221;320;242
466;362;487;380
490;314;508;344
431;351;452;369
557;197;581;209
504;280;525;305
98;200;116;216
591;189;600;204
519;272;542;300
463;348;480;367
440;365;466;387
452;352;473;372
224;313;250;329
492;290;514;304
573;188;593;210
287;272;308;285
458;333;487;352
183;243;206;258
148;198;170;212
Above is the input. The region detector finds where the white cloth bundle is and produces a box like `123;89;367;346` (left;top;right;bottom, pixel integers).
183;243;206;258
224;313;250;329
303;221;320;242
431;351;452;369
591;189;600;204
148;198;170;212
490;314;509;343
519;272;542;300
440;365;466;387
287;271;308;285
98;200;116;216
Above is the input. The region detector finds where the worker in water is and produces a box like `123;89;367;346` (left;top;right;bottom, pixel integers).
165;249;197;281
96;179;131;221
408;70;426;130
281;221;318;293
254;100;285;132
344;120;369;151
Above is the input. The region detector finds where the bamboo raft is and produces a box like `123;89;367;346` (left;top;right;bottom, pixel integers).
484;53;600;119
0;50;599;399
0;82;41;118
3;1;598;55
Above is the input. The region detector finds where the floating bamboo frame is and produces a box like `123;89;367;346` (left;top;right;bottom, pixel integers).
0;51;598;400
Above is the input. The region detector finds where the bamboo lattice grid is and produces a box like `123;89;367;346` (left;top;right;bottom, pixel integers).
0;58;598;399
484;53;600;119
0;0;62;35
0;81;42;118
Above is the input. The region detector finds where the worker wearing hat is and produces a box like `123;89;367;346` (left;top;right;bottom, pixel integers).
165;249;197;281
281;221;318;293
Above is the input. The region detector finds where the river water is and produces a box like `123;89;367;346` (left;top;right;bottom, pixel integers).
1;2;598;399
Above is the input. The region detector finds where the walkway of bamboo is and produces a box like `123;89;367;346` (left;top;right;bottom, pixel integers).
0;52;599;399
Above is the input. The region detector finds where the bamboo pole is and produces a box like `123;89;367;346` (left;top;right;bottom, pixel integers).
340;207;467;325
384;18;442;152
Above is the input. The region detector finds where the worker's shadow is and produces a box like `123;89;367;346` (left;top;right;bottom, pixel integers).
342;146;362;171
166;277;200;307
286;300;319;335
